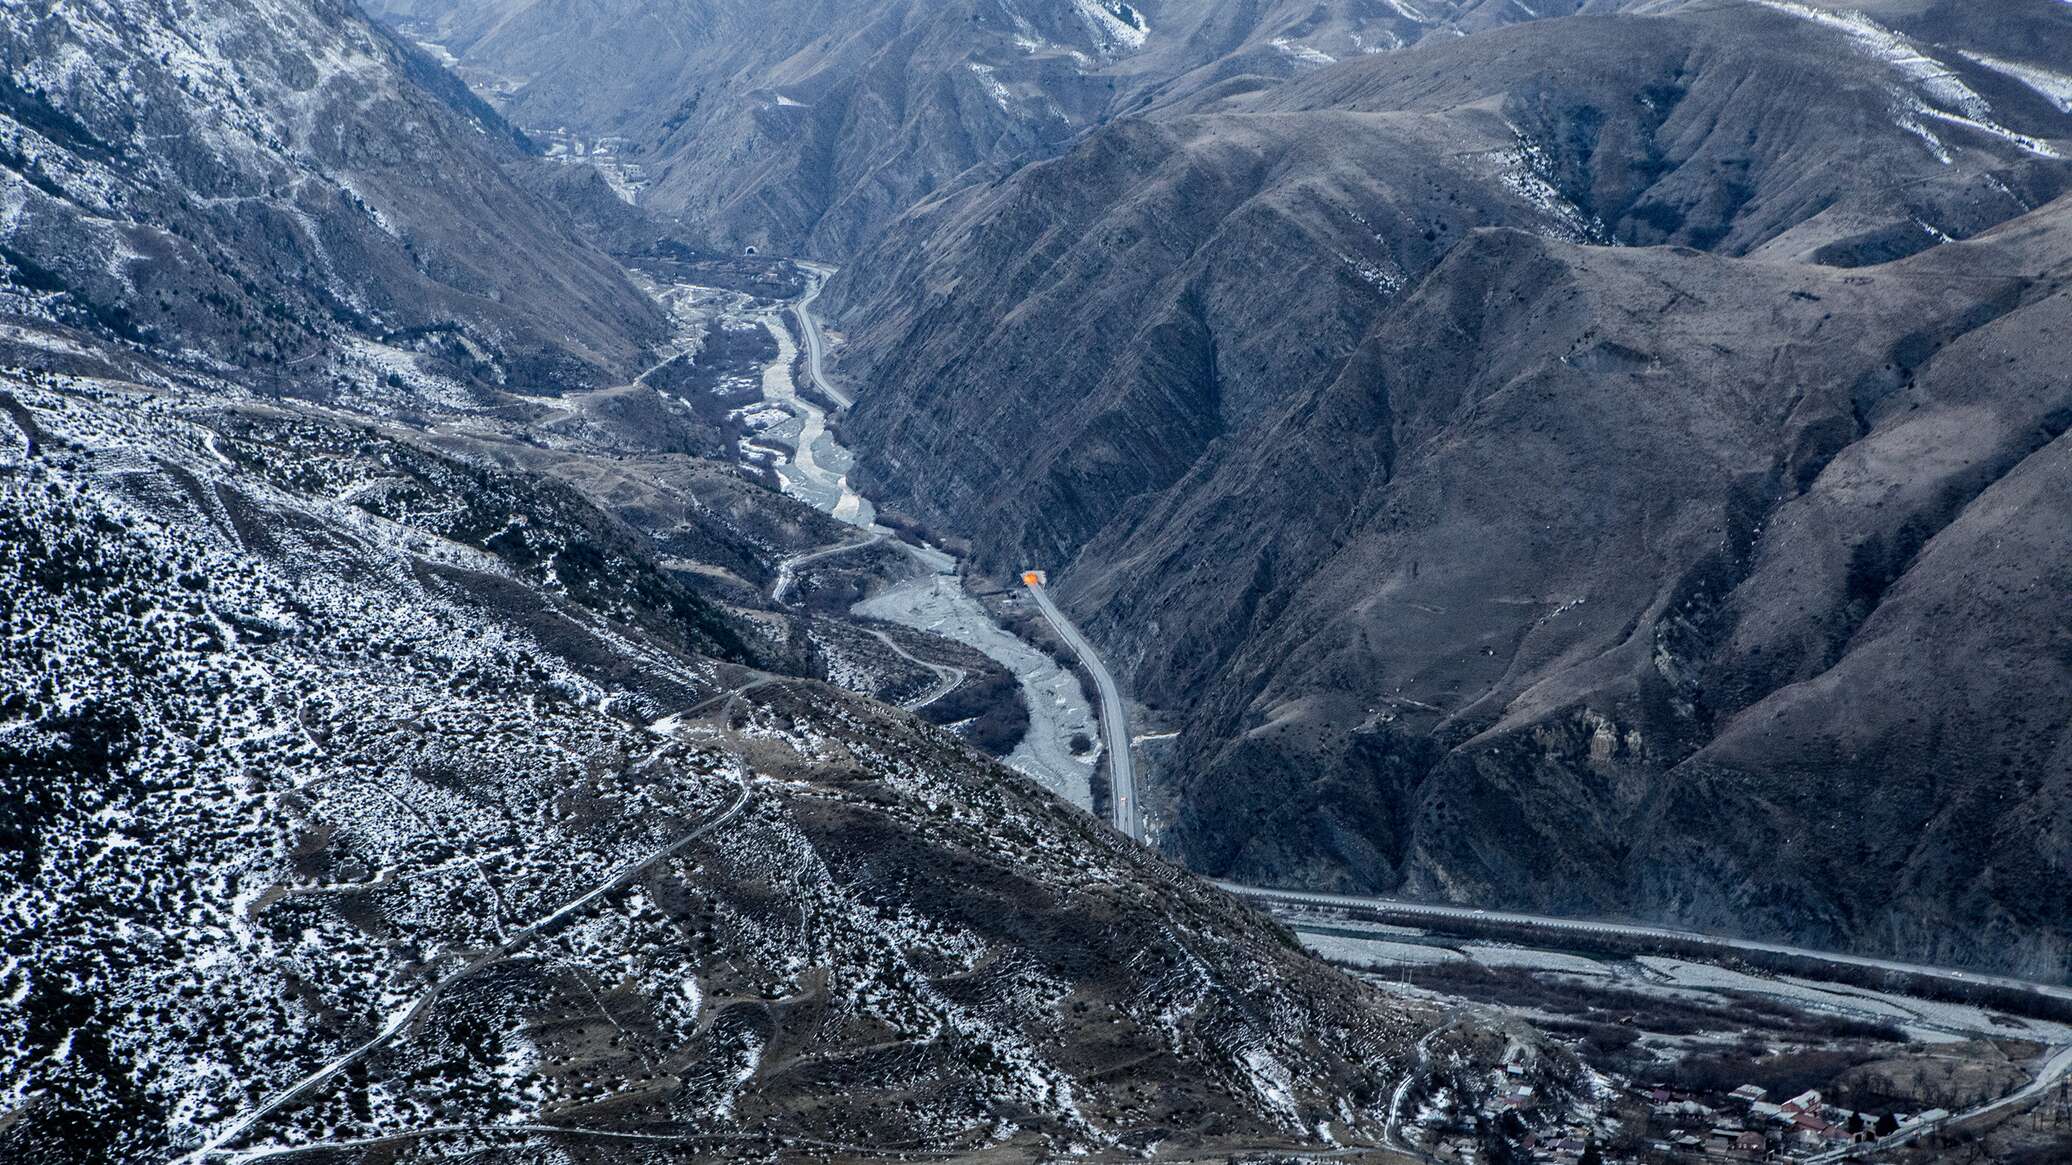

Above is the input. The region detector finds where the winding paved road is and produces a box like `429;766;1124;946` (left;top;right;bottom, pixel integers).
1808;1040;2072;1161
866;628;967;710
1024;580;1140;841
790;261;850;409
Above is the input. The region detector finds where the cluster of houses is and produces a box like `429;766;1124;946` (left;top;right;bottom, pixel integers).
1418;1059;1625;1165
1638;1083;1948;1161
1412;1063;1953;1165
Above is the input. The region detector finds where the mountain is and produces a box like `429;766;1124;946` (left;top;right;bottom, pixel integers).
365;0;1596;258
0;360;1422;1162
0;2;1472;1160
1090;203;2072;981
0;0;665;392
1263;3;2072;264
815;1;2072;977
827;0;2071;573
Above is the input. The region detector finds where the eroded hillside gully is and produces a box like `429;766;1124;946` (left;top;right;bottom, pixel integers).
685;263;1102;814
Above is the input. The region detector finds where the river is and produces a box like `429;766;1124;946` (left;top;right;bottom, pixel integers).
735;269;1099;812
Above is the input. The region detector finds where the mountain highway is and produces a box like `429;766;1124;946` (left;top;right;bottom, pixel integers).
966;580;2072;1017
1022;577;1141;841
781;263;1099;810
1219;883;2072;1008
774;262;2072;1152
791;261;850;409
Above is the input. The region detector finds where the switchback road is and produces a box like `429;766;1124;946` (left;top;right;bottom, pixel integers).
770;532;884;602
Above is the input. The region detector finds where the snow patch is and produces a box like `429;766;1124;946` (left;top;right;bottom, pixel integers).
1239;1046;1302;1128
967;63;1016;113
1753;0;2058;158
1271;38;1339;69
1959;51;2072;115
1072;0;1149;54
1498;126;1611;243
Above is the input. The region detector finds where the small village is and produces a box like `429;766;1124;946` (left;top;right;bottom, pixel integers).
1411;1057;1970;1165
1613;1081;1943;1162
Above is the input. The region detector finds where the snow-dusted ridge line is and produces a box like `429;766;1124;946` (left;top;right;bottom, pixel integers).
1958;49;2072;115
1749;0;2062;159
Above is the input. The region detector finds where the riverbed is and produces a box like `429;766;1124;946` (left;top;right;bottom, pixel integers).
732;271;1098;811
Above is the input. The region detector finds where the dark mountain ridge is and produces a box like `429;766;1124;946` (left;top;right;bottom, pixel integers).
368;0;1598;258
1084;203;2072;979
826;0;2072;573
814;2;2072;978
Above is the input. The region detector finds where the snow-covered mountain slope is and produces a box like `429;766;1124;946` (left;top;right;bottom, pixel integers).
0;342;1438;1162
0;0;664;392
0;3;1480;1157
